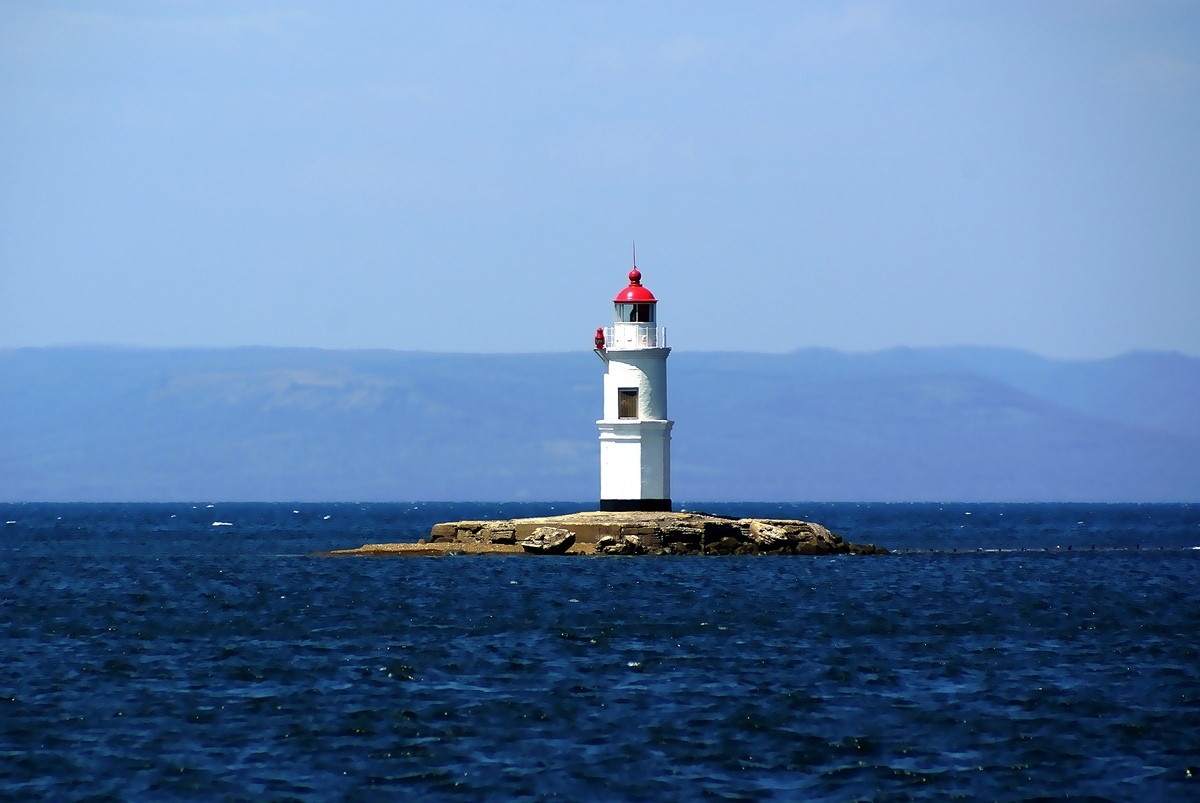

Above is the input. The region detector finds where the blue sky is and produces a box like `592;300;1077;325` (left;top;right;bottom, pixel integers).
1;1;1197;358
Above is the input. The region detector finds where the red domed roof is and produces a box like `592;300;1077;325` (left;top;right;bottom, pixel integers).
614;267;657;303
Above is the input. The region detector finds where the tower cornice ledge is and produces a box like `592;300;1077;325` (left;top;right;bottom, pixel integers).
602;346;671;356
322;511;888;557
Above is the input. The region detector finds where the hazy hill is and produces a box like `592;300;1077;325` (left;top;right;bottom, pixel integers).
1;346;1197;502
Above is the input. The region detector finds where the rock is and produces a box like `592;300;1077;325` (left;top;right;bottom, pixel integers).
487;526;516;545
748;520;793;548
712;536;742;555
620;534;647;554
599;534;647;555
660;524;703;550
455;524;486;545
429;522;458;543
520;526;576;554
703;521;742;546
810;523;838;543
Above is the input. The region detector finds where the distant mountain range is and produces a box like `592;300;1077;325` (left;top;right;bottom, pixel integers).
2;346;1197;502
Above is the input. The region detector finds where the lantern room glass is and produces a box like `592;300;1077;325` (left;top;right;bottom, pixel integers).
615;303;655;323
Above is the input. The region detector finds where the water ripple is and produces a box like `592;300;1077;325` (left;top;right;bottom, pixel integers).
0;503;1197;798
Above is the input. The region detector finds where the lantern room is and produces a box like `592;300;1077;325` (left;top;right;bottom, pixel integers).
605;267;665;350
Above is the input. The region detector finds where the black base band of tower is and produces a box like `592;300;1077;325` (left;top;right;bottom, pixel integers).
600;498;672;512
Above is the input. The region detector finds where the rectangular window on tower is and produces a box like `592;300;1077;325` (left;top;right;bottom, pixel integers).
618;388;639;419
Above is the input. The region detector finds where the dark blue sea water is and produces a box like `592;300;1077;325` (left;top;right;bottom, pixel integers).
1;502;1198;800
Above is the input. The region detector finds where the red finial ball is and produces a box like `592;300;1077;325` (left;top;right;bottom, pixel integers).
613;265;656;302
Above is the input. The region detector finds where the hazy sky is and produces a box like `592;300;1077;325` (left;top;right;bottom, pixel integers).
1;1;1198;358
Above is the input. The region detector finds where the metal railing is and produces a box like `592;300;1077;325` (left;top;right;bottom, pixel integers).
604;324;667;350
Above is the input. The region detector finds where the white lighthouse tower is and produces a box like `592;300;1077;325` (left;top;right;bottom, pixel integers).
594;260;673;511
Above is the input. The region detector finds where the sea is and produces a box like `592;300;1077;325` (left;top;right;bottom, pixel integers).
1;501;1198;800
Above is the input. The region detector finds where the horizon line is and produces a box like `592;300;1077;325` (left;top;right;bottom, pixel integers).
3;343;1197;362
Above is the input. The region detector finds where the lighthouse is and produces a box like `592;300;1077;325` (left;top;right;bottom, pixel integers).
594;260;673;511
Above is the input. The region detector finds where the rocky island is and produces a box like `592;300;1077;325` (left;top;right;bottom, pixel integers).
325;511;887;557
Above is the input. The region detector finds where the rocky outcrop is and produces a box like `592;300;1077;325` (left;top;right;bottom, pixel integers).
520;526;576;554
414;511;887;556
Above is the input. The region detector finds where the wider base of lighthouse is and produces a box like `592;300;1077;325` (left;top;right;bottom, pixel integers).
600;500;673;512
598;420;673;512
